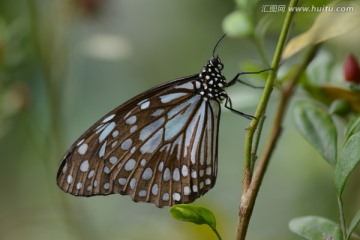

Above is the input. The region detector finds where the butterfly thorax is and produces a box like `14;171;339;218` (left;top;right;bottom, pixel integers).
195;56;227;102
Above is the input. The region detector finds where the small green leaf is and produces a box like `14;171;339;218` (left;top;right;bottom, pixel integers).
334;131;360;195
170;204;216;228
293;101;337;166
170;205;222;240
289;216;343;240
222;11;254;38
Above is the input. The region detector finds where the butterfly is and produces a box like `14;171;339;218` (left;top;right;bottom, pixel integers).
56;35;262;207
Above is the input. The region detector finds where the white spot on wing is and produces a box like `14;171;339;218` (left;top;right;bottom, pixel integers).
99;141;107;158
175;82;194;90
188;101;206;163
140;129;164;154
103;183;110;189
181;165;188;177
142;168;153;180
138;190;147;197
99;122;116;142
103;166;111;174
151;109;164;117
109;156;118;164
111;141;118;149
160;92;188;103
163;168;170;181
140;159;147;166
80;160;90;172
152;184;159;195
158;162;164;171
130;125;137;133
121;138;132;150
173;193;181;201
184;186;191;195
118;178;126;185
129;178;136;189
66;175;73;184
162;193;169;201
112;130;119;138
140;100;150;109
95;124;107;134
77;139;84;146
173;168;180;181
62;163;68;173
126;116;137;125
124;159;136;171
206;166;212;175
139;117;165;141
78;143;88;155
88;170;95;178
191;170;197;179
205;178;211;185
102;114;115;123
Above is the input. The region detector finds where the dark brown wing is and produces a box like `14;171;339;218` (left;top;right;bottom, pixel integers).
57;76;221;207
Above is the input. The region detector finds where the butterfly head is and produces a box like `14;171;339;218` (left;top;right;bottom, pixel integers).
210;55;224;70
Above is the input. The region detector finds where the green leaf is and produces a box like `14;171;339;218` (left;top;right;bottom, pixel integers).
289;216;343;240
344;115;360;143
170;204;216;228
334;131;360;195
283;0;360;59
222;11;254;38
293;101;337;166
170;205;222;240
348;210;360;240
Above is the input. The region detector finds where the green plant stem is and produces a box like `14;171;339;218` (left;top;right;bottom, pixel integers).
210;225;223;240
250;115;266;172
235;1;320;238
242;0;298;192
337;195;348;239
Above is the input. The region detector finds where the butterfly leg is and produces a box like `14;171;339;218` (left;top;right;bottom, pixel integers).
227;68;272;87
224;95;255;120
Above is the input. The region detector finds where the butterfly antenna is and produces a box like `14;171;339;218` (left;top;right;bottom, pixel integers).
212;34;227;56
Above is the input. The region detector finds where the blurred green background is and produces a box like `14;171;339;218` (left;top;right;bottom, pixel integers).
0;0;359;239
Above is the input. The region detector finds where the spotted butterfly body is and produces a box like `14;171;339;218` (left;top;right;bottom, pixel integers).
57;55;231;207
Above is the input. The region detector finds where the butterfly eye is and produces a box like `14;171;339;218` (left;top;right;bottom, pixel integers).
210;56;224;70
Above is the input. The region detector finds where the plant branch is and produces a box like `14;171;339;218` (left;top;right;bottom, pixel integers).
235;5;321;240
237;44;318;237
242;0;298;193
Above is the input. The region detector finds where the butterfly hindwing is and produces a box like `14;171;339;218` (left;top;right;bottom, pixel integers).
57;76;221;207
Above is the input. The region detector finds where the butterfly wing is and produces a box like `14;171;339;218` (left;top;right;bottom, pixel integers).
57;76;221;207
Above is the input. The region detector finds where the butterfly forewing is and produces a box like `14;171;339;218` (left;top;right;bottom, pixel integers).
57;76;221;207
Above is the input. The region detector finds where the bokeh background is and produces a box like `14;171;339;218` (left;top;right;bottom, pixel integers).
1;0;359;239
